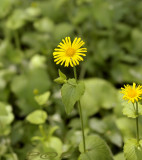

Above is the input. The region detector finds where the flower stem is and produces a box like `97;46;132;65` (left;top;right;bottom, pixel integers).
73;66;77;82
78;101;86;152
136;102;139;143
73;66;86;152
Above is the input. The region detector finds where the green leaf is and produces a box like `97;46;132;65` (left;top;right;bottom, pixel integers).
110;63;142;84
79;135;113;160
132;29;142;55
6;9;27;30
89;118;107;134
0;0;12;18
10;121;24;145
48;126;59;138
116;117;136;141
29;55;46;69
48;137;63;155
61;79;85;114
114;153;125;160
3;153;18;160
92;0;114;28
58;69;66;79
34;18;54;32
89;116;122;147
113;90;124;117
124;139;142;160
0;102;14;125
103;116;122;147
54;70;67;84
0;102;8;116
80;78;118;116
53;23;74;41
0;141;7;155
25;7;41;20
71;6;90;25
11;68;51;115
122;102;142;118
26;110;48;125
35;91;50;106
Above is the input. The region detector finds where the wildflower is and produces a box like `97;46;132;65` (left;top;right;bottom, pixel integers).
121;83;142;103
53;37;87;67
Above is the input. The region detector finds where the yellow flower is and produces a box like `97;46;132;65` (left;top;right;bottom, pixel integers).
121;83;142;103
53;37;87;67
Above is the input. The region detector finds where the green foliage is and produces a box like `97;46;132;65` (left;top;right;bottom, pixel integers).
90;116;122;147
0;102;14;136
0;0;13;18
80;78;118;116
3;153;18;160
114;153;125;160
122;102;142;118
26;110;48;125
116;117;142;143
35;91;50;106
54;69;67;84
11;68;51;115
124;139;142;160
6;9;27;30
0;0;142;159
34;17;54;33
79;135;113;160
61;79;85;114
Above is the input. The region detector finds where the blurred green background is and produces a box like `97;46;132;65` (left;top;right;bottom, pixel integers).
0;0;142;159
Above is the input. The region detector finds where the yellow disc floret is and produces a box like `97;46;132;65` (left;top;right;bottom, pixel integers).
53;37;87;67
66;48;75;57
121;83;142;103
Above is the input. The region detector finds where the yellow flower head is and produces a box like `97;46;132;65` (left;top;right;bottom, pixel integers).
121;83;142;103
53;37;87;67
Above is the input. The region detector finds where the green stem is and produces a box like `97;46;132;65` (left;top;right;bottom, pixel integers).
39;125;48;152
73;66;86;152
39;125;47;140
73;66;77;82
78;101;86;152
136;102;139;143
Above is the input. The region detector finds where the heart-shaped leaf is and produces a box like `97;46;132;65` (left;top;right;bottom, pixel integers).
26;110;48;125
79;135;113;160
124;138;142;160
61;79;85;114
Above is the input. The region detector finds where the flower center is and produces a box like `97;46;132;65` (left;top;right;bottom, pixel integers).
128;89;137;98
66;48;75;57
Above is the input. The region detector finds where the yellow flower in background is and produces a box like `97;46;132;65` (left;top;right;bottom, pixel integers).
53;37;87;67
121;83;142;103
